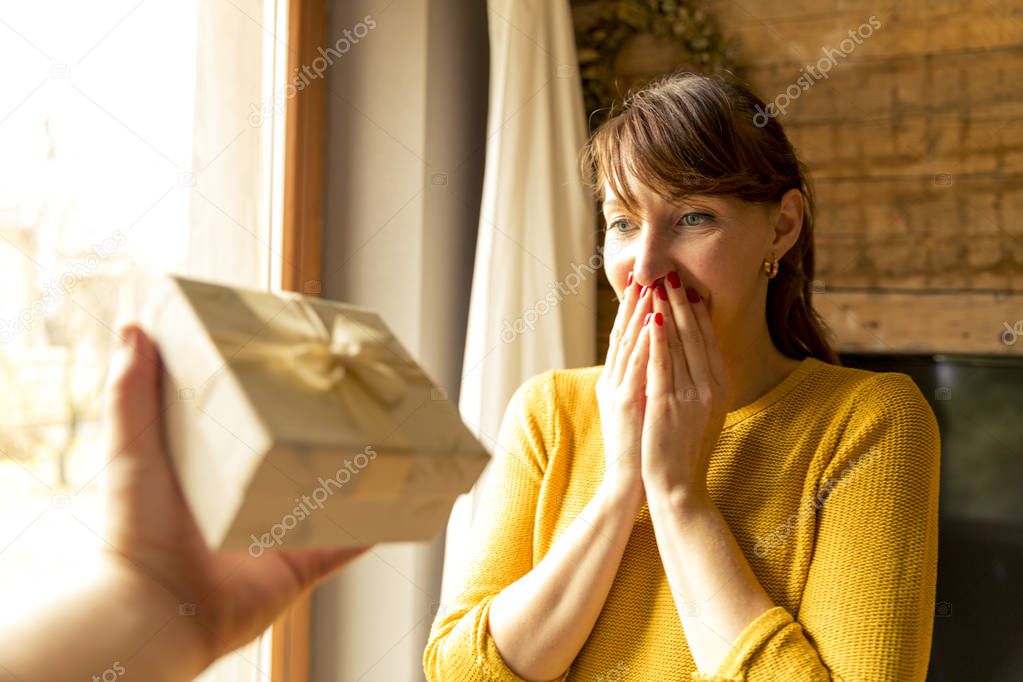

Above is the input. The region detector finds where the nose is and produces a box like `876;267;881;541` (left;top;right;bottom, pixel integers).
631;229;675;288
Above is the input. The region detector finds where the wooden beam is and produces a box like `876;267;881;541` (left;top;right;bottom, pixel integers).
815;291;1023;355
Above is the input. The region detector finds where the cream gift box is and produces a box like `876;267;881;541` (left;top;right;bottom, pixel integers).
139;274;489;553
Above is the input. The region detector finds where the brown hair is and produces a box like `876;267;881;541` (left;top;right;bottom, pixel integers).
580;71;839;365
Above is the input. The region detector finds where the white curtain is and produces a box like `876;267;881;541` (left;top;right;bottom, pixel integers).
442;0;596;603
186;0;279;677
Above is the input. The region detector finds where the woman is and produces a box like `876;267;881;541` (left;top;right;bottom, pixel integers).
423;72;940;681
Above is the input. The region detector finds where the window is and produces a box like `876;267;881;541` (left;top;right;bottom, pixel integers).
0;0;320;678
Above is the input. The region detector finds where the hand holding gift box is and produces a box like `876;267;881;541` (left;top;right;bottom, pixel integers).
139;274;490;552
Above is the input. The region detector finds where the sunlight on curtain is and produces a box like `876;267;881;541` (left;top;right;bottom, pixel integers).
0;1;285;679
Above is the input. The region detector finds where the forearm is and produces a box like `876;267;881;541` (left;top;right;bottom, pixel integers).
646;486;775;676
488;480;642;681
1;560;212;682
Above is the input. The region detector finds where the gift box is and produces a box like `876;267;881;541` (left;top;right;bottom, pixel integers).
139;274;489;552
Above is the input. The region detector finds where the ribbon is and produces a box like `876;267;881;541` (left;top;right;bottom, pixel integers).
209;298;423;446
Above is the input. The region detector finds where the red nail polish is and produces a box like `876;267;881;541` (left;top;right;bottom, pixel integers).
643;312;651;326
667;272;681;289
654;312;663;326
627;272;634;286
686;287;700;303
640;285;649;298
656;284;668;301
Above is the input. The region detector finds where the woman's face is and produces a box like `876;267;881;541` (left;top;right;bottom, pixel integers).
601;178;802;360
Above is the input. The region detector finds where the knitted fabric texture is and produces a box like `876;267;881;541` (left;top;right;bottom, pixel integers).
423;356;941;681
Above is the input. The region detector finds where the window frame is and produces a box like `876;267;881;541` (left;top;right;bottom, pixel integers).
270;0;327;678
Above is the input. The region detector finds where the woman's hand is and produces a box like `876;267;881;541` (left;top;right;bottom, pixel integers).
102;324;369;666
596;274;654;503
484;279;655;680
641;274;732;500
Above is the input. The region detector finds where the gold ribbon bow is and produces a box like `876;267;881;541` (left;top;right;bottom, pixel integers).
211;303;419;446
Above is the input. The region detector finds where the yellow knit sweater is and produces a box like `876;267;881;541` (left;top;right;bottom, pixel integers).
423;356;941;681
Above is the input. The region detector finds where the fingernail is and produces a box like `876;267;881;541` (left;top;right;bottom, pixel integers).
667;272;682;289
627;271;634;287
118;326;135;348
643;312;651;326
656;284;667;301
640;285;649;298
686;287;701;303
654;312;663;326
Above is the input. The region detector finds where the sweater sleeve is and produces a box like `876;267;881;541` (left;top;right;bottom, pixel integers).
423;371;569;682
691;372;941;682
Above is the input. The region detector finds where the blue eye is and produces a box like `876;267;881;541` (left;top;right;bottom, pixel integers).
680;212;713;227
608;218;633;233
608;213;712;232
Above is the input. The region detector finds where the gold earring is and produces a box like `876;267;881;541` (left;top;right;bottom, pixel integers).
763;256;779;279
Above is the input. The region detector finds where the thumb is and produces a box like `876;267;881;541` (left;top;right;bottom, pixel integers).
104;323;164;462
